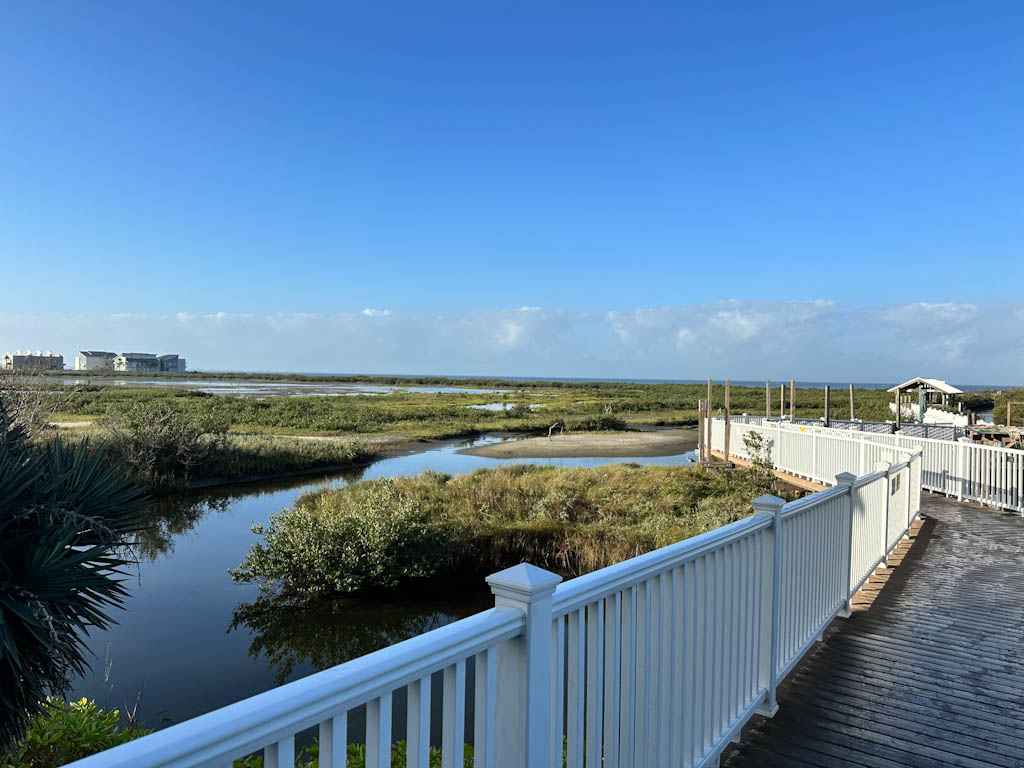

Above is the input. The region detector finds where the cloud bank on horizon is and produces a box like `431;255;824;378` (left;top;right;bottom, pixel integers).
2;300;1020;385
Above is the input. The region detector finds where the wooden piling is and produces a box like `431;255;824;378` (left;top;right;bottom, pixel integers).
824;385;831;427
765;380;771;418
724;379;731;461
779;384;785;418
790;379;796;423
849;384;855;420
706;378;713;454
697;399;705;460
895;386;901;431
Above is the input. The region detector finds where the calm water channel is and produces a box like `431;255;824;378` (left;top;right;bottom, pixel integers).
70;435;697;730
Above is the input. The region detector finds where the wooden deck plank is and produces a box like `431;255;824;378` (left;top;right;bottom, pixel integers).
725;493;1024;768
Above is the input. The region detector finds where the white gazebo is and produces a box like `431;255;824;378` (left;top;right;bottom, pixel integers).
887;377;965;428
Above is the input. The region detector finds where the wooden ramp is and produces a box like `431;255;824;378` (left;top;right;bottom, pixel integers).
724;494;1024;768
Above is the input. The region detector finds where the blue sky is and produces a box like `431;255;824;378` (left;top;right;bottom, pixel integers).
2;2;1022;379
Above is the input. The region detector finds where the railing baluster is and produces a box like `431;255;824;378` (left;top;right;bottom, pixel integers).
474;652;487;768
669;568;683;766
634;580;648;767
566;608;584;768
620;585;636;767
366;694;391;768
320;713;347;768
442;661;465;768
603;593;620;768
551;618;564;768
585;599;604;768
658;571;671;767
644;576;657;764
408;677;430;768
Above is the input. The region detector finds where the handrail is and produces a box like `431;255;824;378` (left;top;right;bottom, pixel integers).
780;483;847;519
853;469;887;488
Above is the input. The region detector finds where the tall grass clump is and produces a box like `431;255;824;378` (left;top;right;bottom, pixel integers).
231;463;776;598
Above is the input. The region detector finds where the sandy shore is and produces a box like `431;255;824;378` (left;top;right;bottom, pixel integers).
458;429;698;459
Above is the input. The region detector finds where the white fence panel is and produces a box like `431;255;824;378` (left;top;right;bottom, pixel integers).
774;489;849;680
762;419;1024;515
848;472;888;595
550;514;773;768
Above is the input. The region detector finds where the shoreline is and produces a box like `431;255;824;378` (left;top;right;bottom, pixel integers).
458;428;698;459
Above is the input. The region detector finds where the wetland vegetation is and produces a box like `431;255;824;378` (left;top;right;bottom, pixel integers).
48;376;910;438
230;461;779;599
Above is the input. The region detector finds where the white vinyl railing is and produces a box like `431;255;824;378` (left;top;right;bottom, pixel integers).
69;424;922;768
751;418;1024;515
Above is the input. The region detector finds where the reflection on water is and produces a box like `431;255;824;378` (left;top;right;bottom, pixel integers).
71;434;696;729
134;468;369;561
230;591;490;686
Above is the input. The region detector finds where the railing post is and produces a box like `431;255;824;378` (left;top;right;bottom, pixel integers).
753;493;786;717
487;563;562;768
835;472;857;617
957;437;970;501
811;432;818;482
904;457;913;534
875;461;891;567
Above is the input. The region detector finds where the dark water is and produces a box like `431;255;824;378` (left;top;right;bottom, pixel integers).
70;435;697;730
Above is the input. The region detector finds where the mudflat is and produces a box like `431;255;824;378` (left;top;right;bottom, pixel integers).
458;428;698;459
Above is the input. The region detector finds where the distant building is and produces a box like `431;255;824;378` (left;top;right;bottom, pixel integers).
74;350;118;371
158;354;187;373
1;349;64;371
109;352;187;373
113;352;160;373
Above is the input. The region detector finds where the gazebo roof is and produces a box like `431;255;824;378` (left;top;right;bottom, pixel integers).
887;377;964;395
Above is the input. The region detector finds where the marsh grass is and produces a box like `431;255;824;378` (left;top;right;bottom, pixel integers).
50;428;376;491
48;379;912;439
232;463;778;598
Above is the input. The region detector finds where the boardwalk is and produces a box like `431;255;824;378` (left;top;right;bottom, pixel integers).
725;494;1024;768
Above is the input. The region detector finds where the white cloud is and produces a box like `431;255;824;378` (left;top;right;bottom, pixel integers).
2;301;1023;382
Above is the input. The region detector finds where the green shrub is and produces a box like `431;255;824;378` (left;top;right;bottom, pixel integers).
103;400;229;482
563;414;629;431
200;436;375;480
231;478;441;596
0;698;149;768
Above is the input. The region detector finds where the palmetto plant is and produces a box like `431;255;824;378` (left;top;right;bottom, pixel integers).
0;402;147;751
